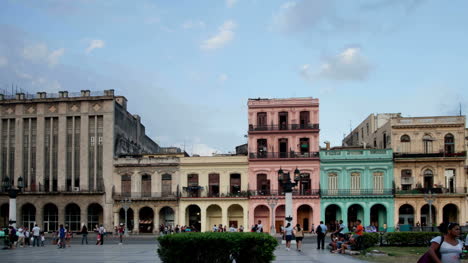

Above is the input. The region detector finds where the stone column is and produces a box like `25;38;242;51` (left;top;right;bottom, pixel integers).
36;203;44;228
58;205;65;227
133;207;139;233
80;112;89;191
80;206;87;229
436;203;443;226
178;205;185;227
243;205;248;231
363;204;371;227
341;204;348;231
57;114;67;191
415;203;421;227
200;205;206;232
114;211;119;226
36;115;45;190
154;207;160;234
221;205;228;229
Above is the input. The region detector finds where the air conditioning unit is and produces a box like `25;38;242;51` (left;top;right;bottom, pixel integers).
73;187;80;192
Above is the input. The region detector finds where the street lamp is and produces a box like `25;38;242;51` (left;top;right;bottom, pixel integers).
120;198;132;237
2;176;24;228
424;190;435;230
278;167;300;223
267;194;278;235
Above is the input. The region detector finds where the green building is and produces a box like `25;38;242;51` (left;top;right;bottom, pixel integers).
320;148;395;232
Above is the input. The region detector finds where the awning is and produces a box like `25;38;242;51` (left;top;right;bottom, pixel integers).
139;220;153;224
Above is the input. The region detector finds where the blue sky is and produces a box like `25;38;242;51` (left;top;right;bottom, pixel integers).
0;0;467;155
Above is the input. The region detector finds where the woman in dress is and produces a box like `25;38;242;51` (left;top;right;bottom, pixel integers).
293;224;304;251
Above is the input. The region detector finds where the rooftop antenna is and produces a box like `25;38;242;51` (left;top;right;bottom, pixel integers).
459;103;462;116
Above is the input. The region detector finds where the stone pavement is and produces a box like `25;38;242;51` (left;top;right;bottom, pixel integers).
0;237;367;263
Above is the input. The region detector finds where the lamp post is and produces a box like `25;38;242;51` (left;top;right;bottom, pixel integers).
424;190;435;230
2;176;24;228
120;198;132;237
267;194;278;235
278;167;300;223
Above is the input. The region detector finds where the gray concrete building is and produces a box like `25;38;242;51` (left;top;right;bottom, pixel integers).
0;90;161;231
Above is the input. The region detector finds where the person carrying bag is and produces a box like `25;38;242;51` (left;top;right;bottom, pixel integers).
418;222;463;263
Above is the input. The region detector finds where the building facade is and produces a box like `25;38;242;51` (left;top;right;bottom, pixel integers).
0;90;160;231
178;155;249;232
320;148;395;232
247;98;320;233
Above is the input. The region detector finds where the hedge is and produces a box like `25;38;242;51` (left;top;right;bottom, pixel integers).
360;233;380;249
157;232;278;263
384;232;440;246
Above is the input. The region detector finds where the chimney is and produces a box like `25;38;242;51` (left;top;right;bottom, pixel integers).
81;90;90;97
325;141;331;150
63;91;68;97
16;93;25;100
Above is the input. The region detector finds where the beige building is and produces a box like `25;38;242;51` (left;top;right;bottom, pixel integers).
178;155;249;232
0;90;161;231
344;114;468;226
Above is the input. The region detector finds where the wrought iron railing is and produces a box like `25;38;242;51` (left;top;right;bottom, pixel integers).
248;189;320;196
394;152;466;158
395;187;466;195
248;123;319;132
249;152;319;159
112;191;179;199
320;189;394;196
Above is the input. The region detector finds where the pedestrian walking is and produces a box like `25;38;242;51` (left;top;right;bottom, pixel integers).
40;231;45;246
98;224;105;245
32;224;41;247
81;224;88;245
24;228;30;247
17;227;25;248
256;220;263;233
420;222;463;263
65;226;72;247
283;223;294;251
118;223;125;244
316;221;327;249
58;225;66;249
294;224;304;251
310;223;315;235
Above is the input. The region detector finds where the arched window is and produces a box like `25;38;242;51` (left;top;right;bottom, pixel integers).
328;172;338;195
400;135;411;153
423;169;434;189
444;134;455;154
423;135;433;154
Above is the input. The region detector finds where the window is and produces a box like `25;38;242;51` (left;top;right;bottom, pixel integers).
423;169;434;189
366;123;369;135
299;111;310;128
383;133;387;148
299;138;309;154
256;174;270;195
161;174;172;197
401;169;413;190
121;174;131;197
350;172;361;194
299;173;311;195
373;172;384;193
328;172;338;195
141;174;151;197
230;173;241;194
400;135;411;153
445;169;455;193
423;134;433;154
279;112;288;130
187;174;199;197
209;173;220;197
257;139;267;157
257;112;267;128
444;134;455;154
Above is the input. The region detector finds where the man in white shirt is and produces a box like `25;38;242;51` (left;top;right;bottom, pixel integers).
32;224;41;247
229;225;237;232
99;225;106;245
213;224;218;232
256;220;263;233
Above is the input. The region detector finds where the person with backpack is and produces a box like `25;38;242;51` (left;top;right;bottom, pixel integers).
294;224;304;251
419;222;463;263
316;221;327;249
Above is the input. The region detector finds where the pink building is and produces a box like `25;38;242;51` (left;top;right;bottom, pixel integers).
247;97;320;233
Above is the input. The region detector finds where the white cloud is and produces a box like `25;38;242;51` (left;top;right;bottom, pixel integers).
86;39;105;54
192;143;222;156
300;47;372;81
0;56;8;67
21;43;64;67
226;0;238;8
218;73;228;83
182;20;206;29
200;20;237;50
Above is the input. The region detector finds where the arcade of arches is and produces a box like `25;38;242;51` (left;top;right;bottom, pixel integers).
252;204;314;233
114;205;176;233
396;201;462;227
321;200;395;232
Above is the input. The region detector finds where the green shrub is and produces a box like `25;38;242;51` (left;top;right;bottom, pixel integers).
157;232;278;263
384;232;440;246
360;233;379;249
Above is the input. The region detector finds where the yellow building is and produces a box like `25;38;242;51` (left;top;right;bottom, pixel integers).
178;155;249;232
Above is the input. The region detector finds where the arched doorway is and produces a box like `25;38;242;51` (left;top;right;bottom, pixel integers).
325;204;341;229
1;203;9;227
348;204;364;231
87;203;103;230
206;205;222;231
253;205;270;232
398;204;415;227
443;204;458;223
370;204;387;231
186;205;201;231
227;204;243;228
21;203;36;229
65;203;81;231
119;208;134;231
159;207;174;226
139;207;154;233
43;203;58;232
274;205;285;233
297;205;312;232
421;204;437;227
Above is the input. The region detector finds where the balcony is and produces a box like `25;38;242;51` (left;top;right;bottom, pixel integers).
180;186;249;198
249;151;319;160
248;189;320;197
0;183;105;195
395;187;467;195
112;191;178;200
320;149;393;160
320;189;394;197
248;123;319;133
394;151;466;159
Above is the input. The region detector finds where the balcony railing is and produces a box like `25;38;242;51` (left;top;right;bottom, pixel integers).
112;191;179;199
396;187;467;195
248;123;319;132
248;189;320;197
249;152;319;159
0;183;104;194
180;188;250;198
320;189;393;196
394;151;466;158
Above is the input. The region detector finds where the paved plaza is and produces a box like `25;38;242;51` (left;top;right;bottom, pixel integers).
0;235;367;263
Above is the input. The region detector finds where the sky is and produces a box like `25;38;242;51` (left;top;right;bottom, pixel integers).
0;0;467;156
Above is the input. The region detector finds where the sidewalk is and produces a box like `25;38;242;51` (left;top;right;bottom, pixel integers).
273;243;367;263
